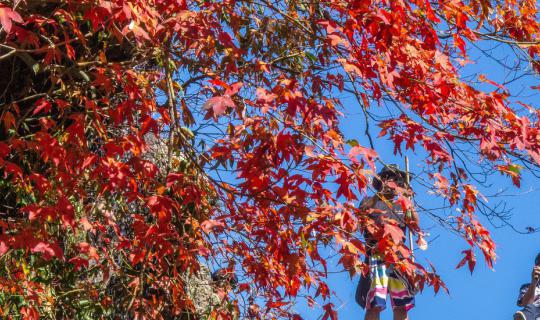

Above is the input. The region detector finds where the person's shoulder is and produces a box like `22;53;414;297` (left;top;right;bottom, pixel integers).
359;196;377;209
520;283;531;290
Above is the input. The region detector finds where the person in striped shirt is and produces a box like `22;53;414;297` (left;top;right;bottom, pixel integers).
355;165;419;320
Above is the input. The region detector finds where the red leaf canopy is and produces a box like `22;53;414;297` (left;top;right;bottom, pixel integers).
0;0;539;318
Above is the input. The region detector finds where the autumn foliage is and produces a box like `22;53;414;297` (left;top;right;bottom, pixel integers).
0;0;539;318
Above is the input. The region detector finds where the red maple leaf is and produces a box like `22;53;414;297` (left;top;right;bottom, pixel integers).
384;223;404;244
203;95;235;119
0;6;23;33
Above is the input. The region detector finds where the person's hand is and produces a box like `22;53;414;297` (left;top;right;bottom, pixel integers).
531;266;540;283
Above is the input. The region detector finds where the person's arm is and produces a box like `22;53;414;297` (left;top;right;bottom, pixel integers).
518;266;540;307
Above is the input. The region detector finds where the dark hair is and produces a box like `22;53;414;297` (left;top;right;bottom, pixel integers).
372;164;408;192
535;253;540;266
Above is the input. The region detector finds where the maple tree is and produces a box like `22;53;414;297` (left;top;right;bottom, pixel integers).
0;0;539;318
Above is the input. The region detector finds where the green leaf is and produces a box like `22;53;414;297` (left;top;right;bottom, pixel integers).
305;52;318;63
507;164;522;174
346;139;359;147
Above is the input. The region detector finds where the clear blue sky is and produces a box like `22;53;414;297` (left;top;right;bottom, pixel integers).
293;37;540;319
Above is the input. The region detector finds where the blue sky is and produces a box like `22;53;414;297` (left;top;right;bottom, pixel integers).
293;36;540;319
